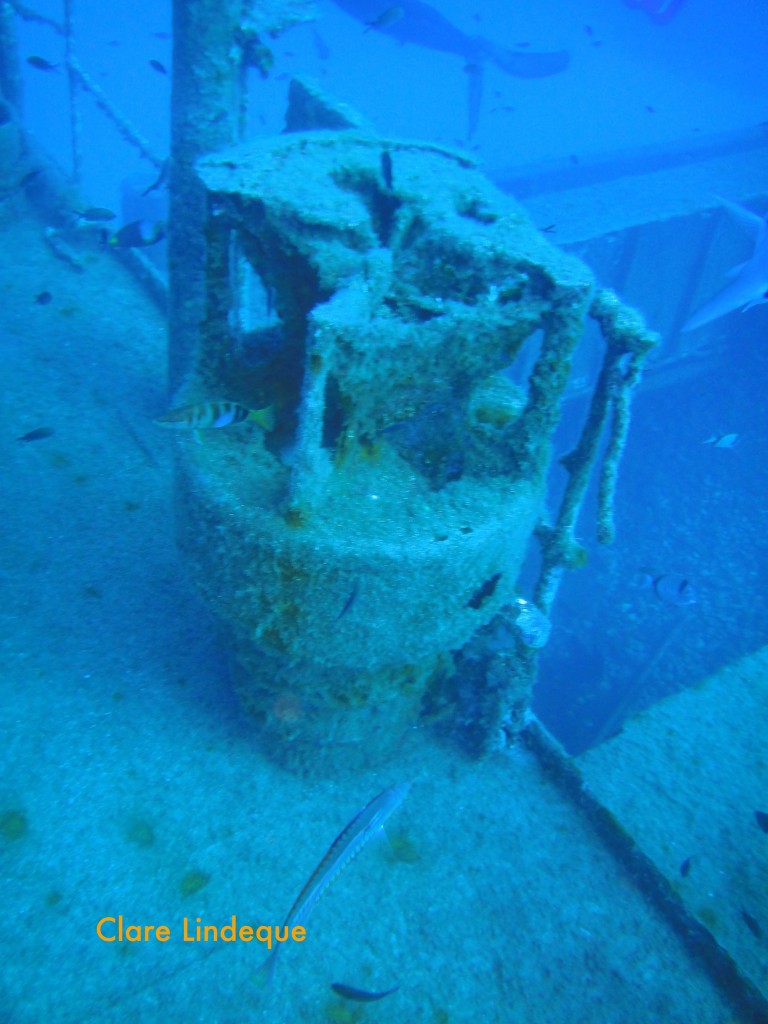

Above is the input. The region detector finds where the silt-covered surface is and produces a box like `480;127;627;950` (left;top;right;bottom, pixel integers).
0;200;737;1024
577;645;768;1007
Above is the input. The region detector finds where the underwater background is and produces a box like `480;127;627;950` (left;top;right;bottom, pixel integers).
2;0;768;1021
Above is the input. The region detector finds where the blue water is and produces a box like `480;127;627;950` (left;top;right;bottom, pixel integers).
3;0;768;1021
15;0;768;208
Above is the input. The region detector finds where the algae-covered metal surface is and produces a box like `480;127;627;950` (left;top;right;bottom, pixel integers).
158;74;660;772
576;645;768;1011
172;101;600;770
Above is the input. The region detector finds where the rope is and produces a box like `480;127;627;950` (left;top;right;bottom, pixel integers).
5;0;163;168
534;289;658;614
63;0;82;184
66;54;164;168
4;0;63;34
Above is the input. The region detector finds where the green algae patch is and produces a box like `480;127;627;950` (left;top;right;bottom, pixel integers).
0;808;28;842
179;869;211;898
325;1000;363;1024
124;816;156;849
386;830;420;865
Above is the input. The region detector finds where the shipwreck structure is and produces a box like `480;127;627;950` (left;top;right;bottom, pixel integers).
4;6;768;1017
0;0;656;772
170;75;656;771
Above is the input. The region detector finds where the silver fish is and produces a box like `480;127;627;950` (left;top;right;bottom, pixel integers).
683;199;768;332
257;782;411;983
702;433;738;448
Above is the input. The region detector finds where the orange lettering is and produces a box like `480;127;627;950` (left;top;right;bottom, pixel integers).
96;917;116;941
292;926;306;943
239;925;253;941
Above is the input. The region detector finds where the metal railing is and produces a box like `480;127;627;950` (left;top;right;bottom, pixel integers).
2;0;164;184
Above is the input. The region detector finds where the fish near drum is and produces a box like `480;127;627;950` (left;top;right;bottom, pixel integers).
638;570;696;607
154;401;275;440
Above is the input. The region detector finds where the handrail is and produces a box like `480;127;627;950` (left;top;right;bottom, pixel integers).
4;0;164;173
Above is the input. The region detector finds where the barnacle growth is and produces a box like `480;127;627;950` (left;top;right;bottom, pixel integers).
171;82;656;771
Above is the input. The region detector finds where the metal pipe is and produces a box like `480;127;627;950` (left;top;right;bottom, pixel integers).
168;0;246;393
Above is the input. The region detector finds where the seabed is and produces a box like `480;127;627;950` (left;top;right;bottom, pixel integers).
2;204;760;1024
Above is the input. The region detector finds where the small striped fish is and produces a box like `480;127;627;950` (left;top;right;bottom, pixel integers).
258;782;411;984
154;400;274;433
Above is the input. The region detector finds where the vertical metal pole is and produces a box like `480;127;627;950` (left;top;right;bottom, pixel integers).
0;0;22;113
168;0;246;394
63;0;82;185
